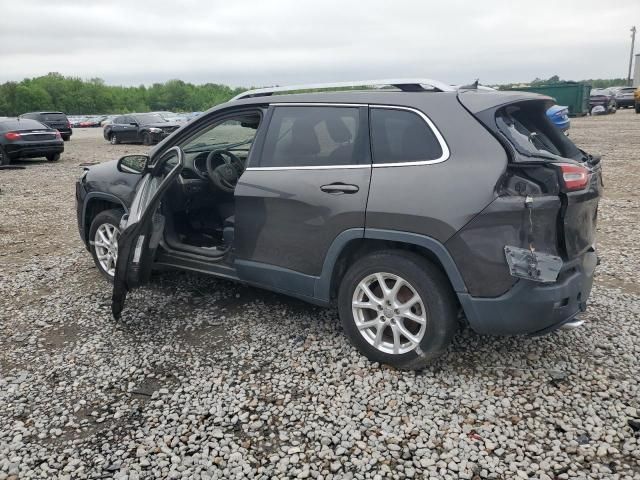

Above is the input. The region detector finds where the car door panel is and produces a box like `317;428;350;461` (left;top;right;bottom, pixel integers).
235;167;370;277
234;104;372;295
111;146;184;319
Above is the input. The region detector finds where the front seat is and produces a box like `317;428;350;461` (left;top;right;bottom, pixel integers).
280;117;321;165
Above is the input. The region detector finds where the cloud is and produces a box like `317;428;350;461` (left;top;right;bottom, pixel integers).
1;0;637;86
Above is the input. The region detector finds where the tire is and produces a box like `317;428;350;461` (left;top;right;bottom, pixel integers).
0;146;10;166
635;104;640;114
338;250;458;370
89;209;124;283
142;132;152;146
110;134;119;145
62;135;70;141
46;153;60;162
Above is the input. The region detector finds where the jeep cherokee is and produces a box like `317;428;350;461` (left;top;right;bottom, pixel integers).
75;79;602;369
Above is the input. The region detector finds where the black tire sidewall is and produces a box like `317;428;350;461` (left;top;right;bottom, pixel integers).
142;133;151;145
89;209;124;283
0;146;9;166
338;250;457;369
46;153;60;162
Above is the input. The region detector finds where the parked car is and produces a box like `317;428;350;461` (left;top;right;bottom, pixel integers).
103;113;181;145
0;118;64;165
76;79;602;369
152;111;188;124
79;116;108;128
101;115;118;127
635;87;640;113
612;86;636;108
546;105;570;134
19;111;72;140
589;89;617;114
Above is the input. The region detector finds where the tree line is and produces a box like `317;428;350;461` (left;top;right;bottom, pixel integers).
0;73;247;116
497;75;629;90
0;72;631;117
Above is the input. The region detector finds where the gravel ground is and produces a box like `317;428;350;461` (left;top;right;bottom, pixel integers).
1;115;639;480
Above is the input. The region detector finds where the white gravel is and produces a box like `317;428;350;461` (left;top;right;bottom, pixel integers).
1;118;639;479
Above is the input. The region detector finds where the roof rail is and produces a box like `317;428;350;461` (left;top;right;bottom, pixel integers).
230;78;455;101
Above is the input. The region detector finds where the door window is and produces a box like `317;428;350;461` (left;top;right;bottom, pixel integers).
183;115;260;154
370;108;444;164
259;106;366;168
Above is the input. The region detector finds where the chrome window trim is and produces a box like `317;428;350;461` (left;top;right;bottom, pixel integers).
269;102;367;107
246;164;369;172
246;103;450;171
369;105;450;168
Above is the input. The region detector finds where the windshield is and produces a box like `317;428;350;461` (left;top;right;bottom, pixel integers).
0;119;47;131
133;114;166;125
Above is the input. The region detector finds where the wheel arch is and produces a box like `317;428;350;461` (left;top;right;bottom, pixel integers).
316;228;468;302
82;193;127;245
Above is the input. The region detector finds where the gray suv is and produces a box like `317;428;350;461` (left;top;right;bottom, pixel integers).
75;79;602;369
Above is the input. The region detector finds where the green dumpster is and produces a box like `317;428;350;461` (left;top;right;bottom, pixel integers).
504;83;591;116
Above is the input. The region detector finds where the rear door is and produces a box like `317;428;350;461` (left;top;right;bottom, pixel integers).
234;104;371;298
111;146;184;318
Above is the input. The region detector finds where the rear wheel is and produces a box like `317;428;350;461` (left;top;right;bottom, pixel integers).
338;250;458;370
62;135;70;141
635;103;640;114
89;209;124;282
46;153;60;162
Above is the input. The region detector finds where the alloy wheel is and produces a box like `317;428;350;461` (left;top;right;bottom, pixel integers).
351;272;427;355
94;223;120;276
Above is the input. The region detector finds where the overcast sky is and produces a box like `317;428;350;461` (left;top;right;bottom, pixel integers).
1;0;638;87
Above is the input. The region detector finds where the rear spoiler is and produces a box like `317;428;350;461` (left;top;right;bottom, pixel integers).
458;90;555;114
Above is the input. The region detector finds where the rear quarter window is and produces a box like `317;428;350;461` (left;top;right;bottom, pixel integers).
370;108;444;164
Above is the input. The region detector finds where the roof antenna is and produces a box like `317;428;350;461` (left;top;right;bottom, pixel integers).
460;79;479;90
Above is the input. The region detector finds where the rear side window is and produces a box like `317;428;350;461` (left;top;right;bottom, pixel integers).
259;106;366;168
370;108;443;164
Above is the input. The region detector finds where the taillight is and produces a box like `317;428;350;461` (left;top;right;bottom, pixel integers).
555;162;590;191
4;132;21;141
55;130;62;139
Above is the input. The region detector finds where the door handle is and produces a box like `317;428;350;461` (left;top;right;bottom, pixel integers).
320;183;359;194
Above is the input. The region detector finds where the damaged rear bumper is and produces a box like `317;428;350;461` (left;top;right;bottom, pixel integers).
458;249;598;336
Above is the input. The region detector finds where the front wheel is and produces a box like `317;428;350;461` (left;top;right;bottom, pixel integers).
635;103;640;114
338;250;458;370
110;134;119;145
89;209;124;282
142;132;152;146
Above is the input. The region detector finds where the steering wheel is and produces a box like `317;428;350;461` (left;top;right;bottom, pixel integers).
205;149;244;193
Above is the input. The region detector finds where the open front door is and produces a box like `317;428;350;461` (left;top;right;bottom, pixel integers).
112;146;184;319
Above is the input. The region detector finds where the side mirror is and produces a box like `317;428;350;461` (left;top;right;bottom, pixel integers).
117;154;149;174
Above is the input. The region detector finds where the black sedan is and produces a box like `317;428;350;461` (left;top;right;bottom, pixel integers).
103;113;180;145
0;118;64;166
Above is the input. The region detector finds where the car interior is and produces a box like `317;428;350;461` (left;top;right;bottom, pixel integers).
161;111;262;259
